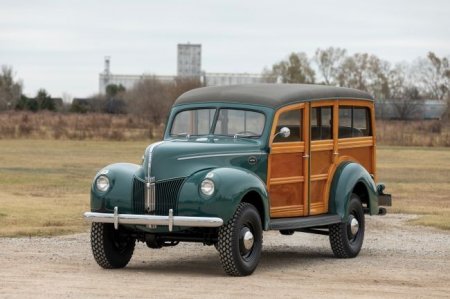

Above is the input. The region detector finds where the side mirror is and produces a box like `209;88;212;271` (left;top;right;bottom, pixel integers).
271;127;290;144
279;127;290;138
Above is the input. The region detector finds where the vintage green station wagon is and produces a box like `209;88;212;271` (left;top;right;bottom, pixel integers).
84;84;392;276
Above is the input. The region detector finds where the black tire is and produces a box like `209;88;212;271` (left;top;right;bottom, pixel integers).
329;194;365;258
217;202;263;276
90;223;136;269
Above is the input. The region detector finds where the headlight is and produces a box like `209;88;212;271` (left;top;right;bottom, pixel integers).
96;175;110;192
200;179;215;196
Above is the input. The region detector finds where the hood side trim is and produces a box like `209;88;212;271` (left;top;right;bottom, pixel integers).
177;152;265;161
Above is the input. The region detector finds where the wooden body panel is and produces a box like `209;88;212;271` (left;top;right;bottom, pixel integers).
268;99;376;219
268;103;308;218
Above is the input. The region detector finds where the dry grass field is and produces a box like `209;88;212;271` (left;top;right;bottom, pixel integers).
0;139;449;237
0;139;148;236
377;146;450;229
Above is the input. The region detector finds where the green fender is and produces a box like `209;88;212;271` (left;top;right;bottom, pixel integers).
178;167;270;230
329;162;378;221
90;163;140;214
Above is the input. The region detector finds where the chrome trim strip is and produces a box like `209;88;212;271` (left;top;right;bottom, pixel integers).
113;206;119;230
177;152;265;161
146;141;164;179
84;210;223;232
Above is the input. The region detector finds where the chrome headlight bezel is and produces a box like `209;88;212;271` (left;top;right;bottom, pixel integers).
200;178;215;196
95;175;110;192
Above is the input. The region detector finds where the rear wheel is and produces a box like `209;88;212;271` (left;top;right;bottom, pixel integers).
217;203;263;276
329;194;365;258
90;223;136;269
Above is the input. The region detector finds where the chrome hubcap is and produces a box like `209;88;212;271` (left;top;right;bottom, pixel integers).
350;217;359;236
243;230;254;251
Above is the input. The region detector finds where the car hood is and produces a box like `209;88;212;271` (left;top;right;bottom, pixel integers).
142;137;266;181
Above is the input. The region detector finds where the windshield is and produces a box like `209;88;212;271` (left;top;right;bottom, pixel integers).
170;108;265;137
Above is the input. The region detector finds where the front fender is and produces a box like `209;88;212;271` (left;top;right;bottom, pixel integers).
90;163;141;213
177;167;270;229
329;162;378;221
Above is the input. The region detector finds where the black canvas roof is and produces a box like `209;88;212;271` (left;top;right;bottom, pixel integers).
174;84;374;109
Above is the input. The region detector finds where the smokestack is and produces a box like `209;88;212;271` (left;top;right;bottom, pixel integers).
104;56;111;75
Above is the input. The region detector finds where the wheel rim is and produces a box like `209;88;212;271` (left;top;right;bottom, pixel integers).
347;214;360;242
239;226;255;259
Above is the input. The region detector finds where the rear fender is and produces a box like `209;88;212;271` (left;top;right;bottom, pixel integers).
329;162;378;221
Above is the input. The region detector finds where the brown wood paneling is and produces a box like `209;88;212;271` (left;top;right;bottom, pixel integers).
270;153;303;178
310;180;327;205
339;147;374;173
269;182;304;217
310;149;333;175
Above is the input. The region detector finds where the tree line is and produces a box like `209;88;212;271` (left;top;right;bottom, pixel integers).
1;48;449;122
263;48;449;101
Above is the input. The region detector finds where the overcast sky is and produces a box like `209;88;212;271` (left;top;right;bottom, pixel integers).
1;0;449;98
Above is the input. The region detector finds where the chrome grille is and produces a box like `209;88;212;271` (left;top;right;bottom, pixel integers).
133;179;145;214
132;177;185;215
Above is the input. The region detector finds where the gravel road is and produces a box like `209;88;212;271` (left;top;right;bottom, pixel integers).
1;214;449;299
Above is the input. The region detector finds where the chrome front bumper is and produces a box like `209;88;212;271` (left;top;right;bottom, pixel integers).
83;207;223;232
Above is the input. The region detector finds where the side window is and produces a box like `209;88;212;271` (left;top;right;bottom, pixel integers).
273;109;302;143
339;106;372;138
311;106;333;140
353;107;371;136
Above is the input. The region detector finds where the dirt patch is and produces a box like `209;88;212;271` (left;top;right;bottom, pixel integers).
0;214;449;298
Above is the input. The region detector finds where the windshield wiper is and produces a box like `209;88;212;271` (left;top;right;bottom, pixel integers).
172;132;191;139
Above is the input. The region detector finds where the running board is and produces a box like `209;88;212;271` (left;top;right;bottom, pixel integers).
269;214;342;230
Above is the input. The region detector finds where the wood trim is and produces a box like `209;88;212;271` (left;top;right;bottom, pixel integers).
333;102;339;163
270;176;305;185
303;103;310;215
370;103;377;182
338;137;374;149
337;100;374;108
271;142;305;154
311;140;334;151
310;174;328;181
311;100;336;107
270;205;304;217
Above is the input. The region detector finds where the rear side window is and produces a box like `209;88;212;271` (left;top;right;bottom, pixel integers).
311;106;333;140
339;106;371;138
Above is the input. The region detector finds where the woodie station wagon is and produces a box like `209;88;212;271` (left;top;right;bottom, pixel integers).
84;84;392;276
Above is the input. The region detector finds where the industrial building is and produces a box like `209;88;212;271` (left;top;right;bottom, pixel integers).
99;43;263;94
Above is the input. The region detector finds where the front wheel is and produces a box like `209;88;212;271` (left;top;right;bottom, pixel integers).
217;202;263;276
329;194;365;258
90;223;136;269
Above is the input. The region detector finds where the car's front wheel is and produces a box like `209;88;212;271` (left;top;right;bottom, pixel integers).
329;194;365;258
90;223;136;269
217;202;263;276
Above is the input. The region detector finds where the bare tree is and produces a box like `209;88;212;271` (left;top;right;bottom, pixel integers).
0;65;22;110
336;53;390;99
314;47;346;85
263;52;315;84
412;52;449;100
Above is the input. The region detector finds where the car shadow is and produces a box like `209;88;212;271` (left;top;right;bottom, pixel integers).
122;245;334;277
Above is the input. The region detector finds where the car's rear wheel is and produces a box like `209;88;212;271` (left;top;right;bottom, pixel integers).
329;193;365;258
90;223;136;269
217;202;263;276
